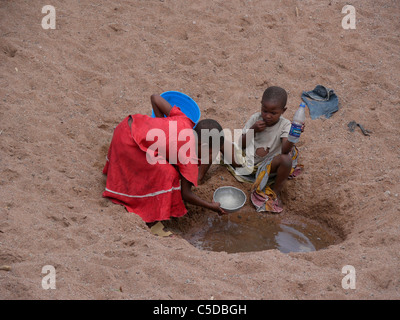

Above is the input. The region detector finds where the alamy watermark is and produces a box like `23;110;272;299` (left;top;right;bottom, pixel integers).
342;5;356;30
41;265;56;289
41;5;356;31
144;123;255;174
341;265;356;289
39;263;356;291
41;5;56;29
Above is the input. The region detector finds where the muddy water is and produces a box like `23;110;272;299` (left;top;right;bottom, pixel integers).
180;211;339;254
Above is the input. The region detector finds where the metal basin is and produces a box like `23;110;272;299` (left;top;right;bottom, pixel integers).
213;186;247;213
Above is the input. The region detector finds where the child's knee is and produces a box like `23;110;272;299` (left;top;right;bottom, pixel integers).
270;153;292;173
279;153;293;168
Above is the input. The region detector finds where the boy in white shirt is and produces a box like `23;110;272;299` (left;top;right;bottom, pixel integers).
221;86;302;211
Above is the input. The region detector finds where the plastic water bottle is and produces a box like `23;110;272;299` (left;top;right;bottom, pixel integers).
288;102;306;143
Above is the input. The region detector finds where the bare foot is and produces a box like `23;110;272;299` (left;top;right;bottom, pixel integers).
146;221;157;228
274;192;283;209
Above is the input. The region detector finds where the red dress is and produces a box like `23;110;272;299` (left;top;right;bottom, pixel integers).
102;107;199;223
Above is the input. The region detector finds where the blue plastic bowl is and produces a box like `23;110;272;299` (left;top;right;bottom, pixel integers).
151;91;201;127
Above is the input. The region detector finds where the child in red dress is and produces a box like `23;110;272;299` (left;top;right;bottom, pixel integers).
102;94;225;223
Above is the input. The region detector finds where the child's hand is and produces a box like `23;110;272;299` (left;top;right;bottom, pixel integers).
251;120;267;133
210;201;227;215
301;123;305;133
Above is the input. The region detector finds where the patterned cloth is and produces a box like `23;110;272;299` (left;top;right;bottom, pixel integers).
250;147;301;213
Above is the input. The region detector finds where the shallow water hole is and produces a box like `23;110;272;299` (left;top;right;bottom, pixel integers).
166;210;341;254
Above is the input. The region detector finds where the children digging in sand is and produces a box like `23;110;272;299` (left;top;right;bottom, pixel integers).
220;86;304;213
102;93;226;226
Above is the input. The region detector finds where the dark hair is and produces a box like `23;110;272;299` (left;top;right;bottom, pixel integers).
194;119;224;147
262;86;287;109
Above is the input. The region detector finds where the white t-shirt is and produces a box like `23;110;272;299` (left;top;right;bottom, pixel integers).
242;112;291;164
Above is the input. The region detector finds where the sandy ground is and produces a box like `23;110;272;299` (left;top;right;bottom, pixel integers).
1;0;399;300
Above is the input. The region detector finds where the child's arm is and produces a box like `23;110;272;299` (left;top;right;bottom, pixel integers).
240;120;266;149
151;94;172;118
281;138;294;154
198;163;212;183
281;124;305;154
181;174;226;215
